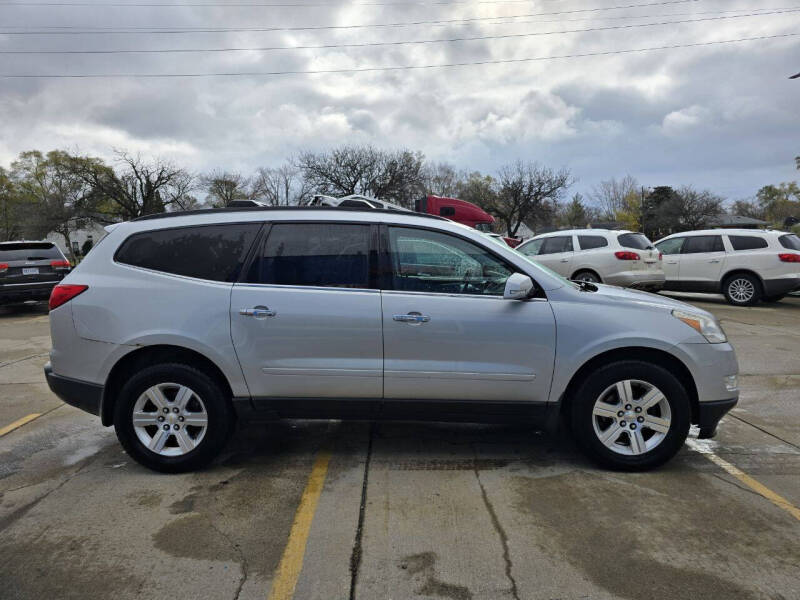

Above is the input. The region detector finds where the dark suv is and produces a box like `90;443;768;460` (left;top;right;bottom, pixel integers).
0;241;71;305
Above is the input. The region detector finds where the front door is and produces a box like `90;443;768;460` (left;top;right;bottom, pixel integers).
381;226;556;403
678;235;727;291
534;235;575;277
230;222;383;399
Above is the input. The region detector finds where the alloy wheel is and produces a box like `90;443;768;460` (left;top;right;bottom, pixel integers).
591;379;672;456
728;278;755;303
132;382;208;456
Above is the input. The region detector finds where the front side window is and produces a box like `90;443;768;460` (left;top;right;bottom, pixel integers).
389;227;512;296
729;235;768;251
249;223;370;288
682;235;724;254
539;236;573;255
578;235;608;250
655;237;684;255
115;223;261;282
617;233;653;250
779;234;800;250
518;238;544;256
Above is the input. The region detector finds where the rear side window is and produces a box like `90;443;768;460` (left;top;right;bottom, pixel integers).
0;242;63;261
617;233;652;250
116;223;261;282
779;234;800;250
250;223;370;288
729;235;768;251
682;235;724;254
539;236;573;255
578;235;608;250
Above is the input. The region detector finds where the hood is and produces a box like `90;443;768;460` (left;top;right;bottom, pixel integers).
584;283;715;318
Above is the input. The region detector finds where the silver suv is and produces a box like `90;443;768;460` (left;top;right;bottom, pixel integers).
44;208;739;472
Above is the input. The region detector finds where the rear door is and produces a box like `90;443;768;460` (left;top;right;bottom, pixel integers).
678;235;726;291
533;235;575;276
230;222;383;399
0;242;69;287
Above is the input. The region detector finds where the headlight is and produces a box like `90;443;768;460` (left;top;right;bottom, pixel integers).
671;309;727;343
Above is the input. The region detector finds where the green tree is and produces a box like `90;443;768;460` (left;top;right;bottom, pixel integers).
10;150;102;262
560;193;588;227
756;182;800;225
0;166;29;241
616;189;643;232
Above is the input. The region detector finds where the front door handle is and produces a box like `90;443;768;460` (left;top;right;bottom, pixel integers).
560;258;569;262
709;259;721;263
393;312;431;324
239;305;276;319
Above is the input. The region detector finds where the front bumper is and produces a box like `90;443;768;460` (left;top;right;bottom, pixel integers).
696;397;738;439
44;362;103;417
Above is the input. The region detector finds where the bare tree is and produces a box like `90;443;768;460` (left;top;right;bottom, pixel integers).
423;162;460;197
70;150;193;220
201;170;250;208
588;175;639;220
252;164;312;206
297;145;426;208
490;161;573;237
675;186;724;231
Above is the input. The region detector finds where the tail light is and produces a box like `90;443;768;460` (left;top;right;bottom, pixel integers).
778;253;800;263
658;252;663;261
0;262;7;273
49;284;88;310
51;259;71;270
615;251;641;261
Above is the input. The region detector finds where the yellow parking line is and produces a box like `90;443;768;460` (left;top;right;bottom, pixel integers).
688;439;800;522
0;413;42;437
267;448;333;600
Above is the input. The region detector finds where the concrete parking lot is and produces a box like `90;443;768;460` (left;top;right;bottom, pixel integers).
1;295;799;600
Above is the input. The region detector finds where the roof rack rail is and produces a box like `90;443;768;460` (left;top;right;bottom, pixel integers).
132;205;449;222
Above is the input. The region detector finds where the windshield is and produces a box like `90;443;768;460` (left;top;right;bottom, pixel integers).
779;234;800;250
618;233;654;250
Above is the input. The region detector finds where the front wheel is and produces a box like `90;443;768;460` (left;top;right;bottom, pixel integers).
572;270;601;284
570;361;691;471
114;363;234;473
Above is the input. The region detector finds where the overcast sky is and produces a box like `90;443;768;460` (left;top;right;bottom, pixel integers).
0;0;798;203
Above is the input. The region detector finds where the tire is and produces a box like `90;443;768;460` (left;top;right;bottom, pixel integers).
722;273;762;306
572;270;601;284
113;363;234;473
762;294;786;303
569;360;691;471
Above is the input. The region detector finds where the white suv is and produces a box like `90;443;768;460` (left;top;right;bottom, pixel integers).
45;207;739;472
516;229;665;290
654;229;800;306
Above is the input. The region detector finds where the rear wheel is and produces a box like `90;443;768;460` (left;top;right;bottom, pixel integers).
570;361;691;471
572;270;601;284
113;363;234;473
723;273;762;306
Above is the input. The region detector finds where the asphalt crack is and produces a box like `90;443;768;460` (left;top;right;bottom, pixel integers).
348;422;375;600
207;518;249;600
472;453;520;600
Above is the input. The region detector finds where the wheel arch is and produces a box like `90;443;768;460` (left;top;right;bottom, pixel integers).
101;345;234;426
570;267;603;282
558;346;699;425
721;268;764;290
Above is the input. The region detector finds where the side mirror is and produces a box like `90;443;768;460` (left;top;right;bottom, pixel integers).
503;273;534;300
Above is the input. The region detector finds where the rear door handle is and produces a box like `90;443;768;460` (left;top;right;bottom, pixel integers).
560;258;569;262
239;305;276;319
709;259;721;263
393;313;431;323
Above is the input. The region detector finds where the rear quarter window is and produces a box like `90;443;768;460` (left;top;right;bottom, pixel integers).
729;235;768;251
779;234;800;250
115;223;261;282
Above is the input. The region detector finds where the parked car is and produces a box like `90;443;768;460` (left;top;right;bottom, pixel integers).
0;241;71;306
654;229;800;306
45;207;738;472
516;229;665;291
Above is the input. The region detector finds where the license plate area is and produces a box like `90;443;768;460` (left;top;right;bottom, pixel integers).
22;267;39;275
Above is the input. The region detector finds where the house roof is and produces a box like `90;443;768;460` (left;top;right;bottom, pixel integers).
708;214;768;227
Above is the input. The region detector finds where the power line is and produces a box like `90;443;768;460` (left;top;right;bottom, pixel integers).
2;9;796;53
0;0;707;34
1;32;795;77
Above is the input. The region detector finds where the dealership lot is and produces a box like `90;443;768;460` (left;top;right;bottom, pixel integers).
1;296;799;600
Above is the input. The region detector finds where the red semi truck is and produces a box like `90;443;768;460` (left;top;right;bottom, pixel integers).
415;195;521;247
